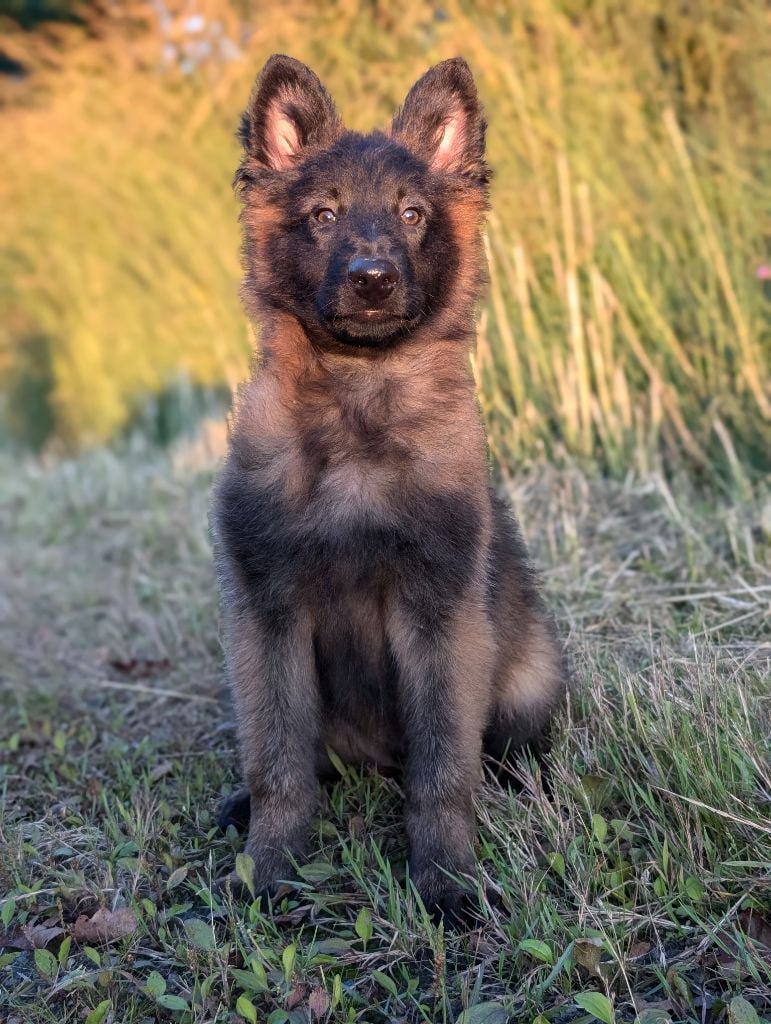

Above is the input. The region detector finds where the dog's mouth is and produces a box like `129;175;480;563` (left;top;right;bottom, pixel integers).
327;308;414;343
343;309;398;323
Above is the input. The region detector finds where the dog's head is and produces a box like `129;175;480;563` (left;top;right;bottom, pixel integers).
236;55;489;347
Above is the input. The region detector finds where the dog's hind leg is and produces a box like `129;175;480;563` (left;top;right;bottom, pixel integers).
483;614;565;788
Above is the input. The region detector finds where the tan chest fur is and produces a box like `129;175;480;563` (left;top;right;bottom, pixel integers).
231;323;489;528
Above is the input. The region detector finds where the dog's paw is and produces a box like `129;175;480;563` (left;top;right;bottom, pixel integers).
217;788;251;834
413;867;477;930
216;840;298;908
214;865;295;907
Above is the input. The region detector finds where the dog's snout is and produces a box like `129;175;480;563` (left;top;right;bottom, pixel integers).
347;257;400;304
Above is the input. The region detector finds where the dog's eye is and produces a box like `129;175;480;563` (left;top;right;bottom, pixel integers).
401;207;422;226
314;208;337;225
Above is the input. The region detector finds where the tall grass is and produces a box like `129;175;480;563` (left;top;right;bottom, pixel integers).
1;0;769;476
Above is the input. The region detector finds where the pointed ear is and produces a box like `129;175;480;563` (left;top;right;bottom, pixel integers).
239;54;342;170
390;58;488;180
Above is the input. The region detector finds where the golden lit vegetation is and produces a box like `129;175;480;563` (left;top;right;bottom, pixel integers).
1;0;769;475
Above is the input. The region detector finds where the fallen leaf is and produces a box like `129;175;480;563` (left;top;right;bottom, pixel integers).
150;761;174;782
286;984;306;1009
309;987;330;1019
348;815;366;838
628;940;653;960
702;908;771;977
0;924;64;950
70;907;137;944
574;937;604;976
665;967;692;1010
737;909;771;948
273;905;312;926
109;657;172;678
470;929;498;956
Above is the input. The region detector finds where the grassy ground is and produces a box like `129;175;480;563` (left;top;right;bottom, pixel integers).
0;446;769;1023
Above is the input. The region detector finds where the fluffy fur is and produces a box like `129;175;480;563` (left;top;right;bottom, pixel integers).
213;54;566;920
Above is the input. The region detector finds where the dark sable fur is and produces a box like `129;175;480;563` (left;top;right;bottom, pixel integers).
214;54;567;920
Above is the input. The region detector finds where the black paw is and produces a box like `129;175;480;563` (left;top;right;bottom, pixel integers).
217;788;251;834
431;890;477;930
213;870;281;905
214;862;298;907
413;869;478;930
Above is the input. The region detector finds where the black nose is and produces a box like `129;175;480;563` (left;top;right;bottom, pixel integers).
347;258;400;304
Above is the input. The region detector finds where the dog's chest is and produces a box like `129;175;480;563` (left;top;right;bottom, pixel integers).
294;384;416;521
218;366;483;597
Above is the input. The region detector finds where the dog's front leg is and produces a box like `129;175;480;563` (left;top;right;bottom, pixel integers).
223;591;319;900
388;590;495;921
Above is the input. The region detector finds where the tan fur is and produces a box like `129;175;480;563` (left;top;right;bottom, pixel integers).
231;319;489;512
495;615;565;713
215;55;566;920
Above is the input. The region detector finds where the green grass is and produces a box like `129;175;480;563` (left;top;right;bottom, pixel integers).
1;0;770;474
1;447;769;1022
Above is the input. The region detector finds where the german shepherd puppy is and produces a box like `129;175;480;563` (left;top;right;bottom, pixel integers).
214;54;566;919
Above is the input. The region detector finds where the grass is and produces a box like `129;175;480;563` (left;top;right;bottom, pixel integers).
1;0;770;474
1;444;769;1023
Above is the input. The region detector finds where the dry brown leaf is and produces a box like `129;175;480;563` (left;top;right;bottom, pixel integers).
286;984;306;1010
737;909;771;949
0;924;63;950
348;815;366;838
273;905;311;926
309;987;331;1019
633;996;673;1013
665;966;693;1012
109;656;172;678
574;937;604;976
701;908;771;978
470;929;498;957
628;940;653;959
149;760;173;782
70;906;137;944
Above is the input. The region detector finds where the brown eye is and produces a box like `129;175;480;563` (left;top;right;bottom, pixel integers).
401;207;422;226
315;208;337;224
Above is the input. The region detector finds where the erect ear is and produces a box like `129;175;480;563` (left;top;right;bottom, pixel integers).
239;54;342;171
390;58;488;180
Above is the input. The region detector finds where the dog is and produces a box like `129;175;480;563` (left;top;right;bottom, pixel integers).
213;53;566;920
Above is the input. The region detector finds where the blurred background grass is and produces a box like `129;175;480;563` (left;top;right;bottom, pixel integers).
1;0;769;480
